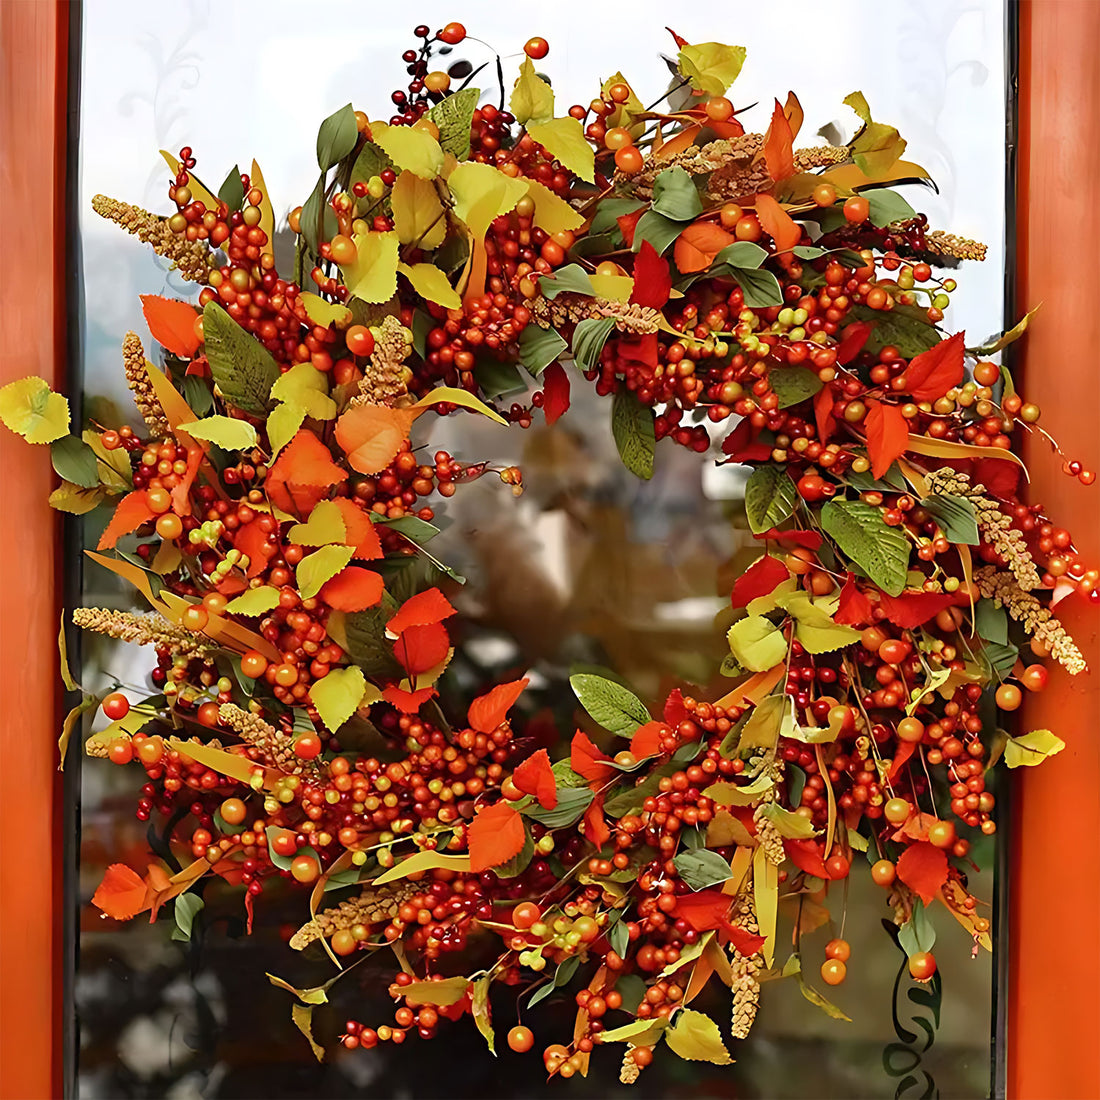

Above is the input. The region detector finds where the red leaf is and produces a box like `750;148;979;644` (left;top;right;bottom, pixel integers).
513;747;557;809
763;99;794;183
754;194;801;260
542;362;570;426
468;677;530;734
887;740;917;782
731;555;790;608
784;839;830;879
663;688;687;728
835;322;872;365
865;399;909;479
629;720;665;760
896;841;949;905
617;208;644;249
468;802;527;872
393;621;450;676
92;863;148;921
673;221;736;274
571;730;615;787
97;491;155;550
332;497;383;560
233;520;275;578
381;683;437;712
319;567;385;612
814;386;836;445
631;241;672;309
582;798;610;848
334;404;418;475
265;430;347;517
721;417;772;462
140;295;201;358
905;331;965;402
666;26;689;48
752;528;823;550
673;888;733;932
729;926;768;956
170;445;202;516
877;590;957;628
387;588;456;638
615;332;658;369
892;812;940;843
835;573;874;626
973;457;1020;498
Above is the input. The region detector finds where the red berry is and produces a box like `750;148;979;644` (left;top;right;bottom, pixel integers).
524;37;549;60
102;692;130;721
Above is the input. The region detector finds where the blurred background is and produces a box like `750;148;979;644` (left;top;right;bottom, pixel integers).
72;1;1008;1095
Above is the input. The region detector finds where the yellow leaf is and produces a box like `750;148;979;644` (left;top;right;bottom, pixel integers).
224;586;282;616
267;972;330;1004
706;809;756;848
588;273;634;302
292;1004;325;1063
288;499;347;546
250;159;276;260
402;976;470;1007
677;41;747;95
1004;729;1065;768
738;694;794;753
665;1008;733;1064
269;363;337;420
310;666;367;733
823;160;931;191
151;539;181;576
371;122;444;179
509;57;554;125
599;72;644;132
526;118;595;183
969;304;1042;356
166;738;263;785
448;162;529;237
414;385;507;425
296;545;355;599
373;850;472;885
524;178;584;235
597;1016;668;1045
84;549;170;616
702;775;774;806
727;616;787;671
267;401;306;458
160;151;218;210
49;482;105;514
905;433;1026;472
391;171;447;249
815;743;837;857
178;415;257;451
299;292;352;330
753;845;778;967
782;592;862;654
398;262;461;309
758;801;817;839
0;376;70;443
84;429;132;491
340;230;400;305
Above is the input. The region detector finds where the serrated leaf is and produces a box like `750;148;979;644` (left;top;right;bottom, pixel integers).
340;230;400;305
673;849;734;892
372;121;444;179
270;362;337;422
296;545;355;599
758;801;817;839
492;826;535;879
49;482;105;514
570;673;649;736
677;41;746;96
202;304;280;415
0;376;69;443
852;303;939;358
267;402;306;459
1004;729;1065;768
732;267;784;307
224;586;282;616
299;292;352;330
702;774;773;807
518;325;567;376
523;178;585;234
178;415;257;451
310;665;367;733
428;87;480;160
288;499;346;546
665;1008;733;1064
920;493;979;546
770;367;823;409
526;117;595;183
744;466;797;534
510;57;554;125
84;429;132;490
727;616;787;672
316;103;358;170
651;166;703;221
571;317;615;371
611;389;655;479
551;759;589;788
398;262;460;309
350;141;394;189
821;499;910;596
50;435;99;488
391;171;447;250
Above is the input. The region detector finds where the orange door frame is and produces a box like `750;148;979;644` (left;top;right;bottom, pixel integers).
1010;3;1100;1098
0;2;68;1099
1;2;1098;1098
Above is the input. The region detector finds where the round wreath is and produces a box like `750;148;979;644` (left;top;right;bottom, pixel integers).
3;23;1091;1083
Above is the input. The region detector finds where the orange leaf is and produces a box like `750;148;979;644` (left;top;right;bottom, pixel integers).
97;490;155;550
331;497;383;560
905;331;965;402
468;677;530;734
91;863;148;921
571;730;615;787
865;399;909;479
783;91;804;142
335;404;418;475
762;99;794;183
140;295;202;358
895;841;949;906
319;566;385;612
673;221;736;274
467;801;527;872
265;430;347;516
234;519;276;578
655;122;703;161
382;683;438;712
582;798;610;848
630;720;665;759
393;621;451;676
513;748;557;809
754;193;801;259
170;445;203;516
387;587;456;637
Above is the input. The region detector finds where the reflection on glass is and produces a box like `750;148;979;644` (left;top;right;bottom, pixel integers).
74;2;1005;1095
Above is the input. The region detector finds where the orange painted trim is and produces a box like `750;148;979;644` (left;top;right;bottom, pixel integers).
1011;3;1100;1098
0;2;68;1099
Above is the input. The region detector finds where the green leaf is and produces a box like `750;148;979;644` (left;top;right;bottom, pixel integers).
341;606;402;677
300;175;338;255
526;117;595;183
744;466;797;534
598;1017;668;1046
296;545;355;600
523;786;594;828
611;389;655;480
173;893;204;941
863;188;916;227
727;616;787;672
50;436;99;488
0;376;70;443
589;198;646;239
538;263;594;300
897;899;936;957
677;41;747;95
428;87;480;160
202;303;280;415
553;955;581;989
178;415;258;451
474;359;527;398
651;166;703;221
571;317;615;371
316;103;358;170
673;849;734;892
982;640;1019;678
1004;729;1065;768
518;325;567;376
608;917;630;958
224;586;282;616
218;164;244;211
820;499;910;596
570;672;650;736
852;303;940;358
758;801;817;839
378;513;440;543
551;759;589;788
509;58;554;125
181;375;214;417
665;1008;734;1064
494;827;535;879
770;366;823;409
732;267;784;308
350;141;394;189
974;599;1008;646
921;493;980;546
632;210;684;256
715;241;768;269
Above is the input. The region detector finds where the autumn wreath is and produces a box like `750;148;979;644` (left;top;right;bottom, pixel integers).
2;23;1091;1083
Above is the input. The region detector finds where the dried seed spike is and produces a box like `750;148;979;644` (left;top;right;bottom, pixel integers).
122;332;170;436
91;194;215;283
72;607;214;659
358;314;411;405
289;881;419;950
